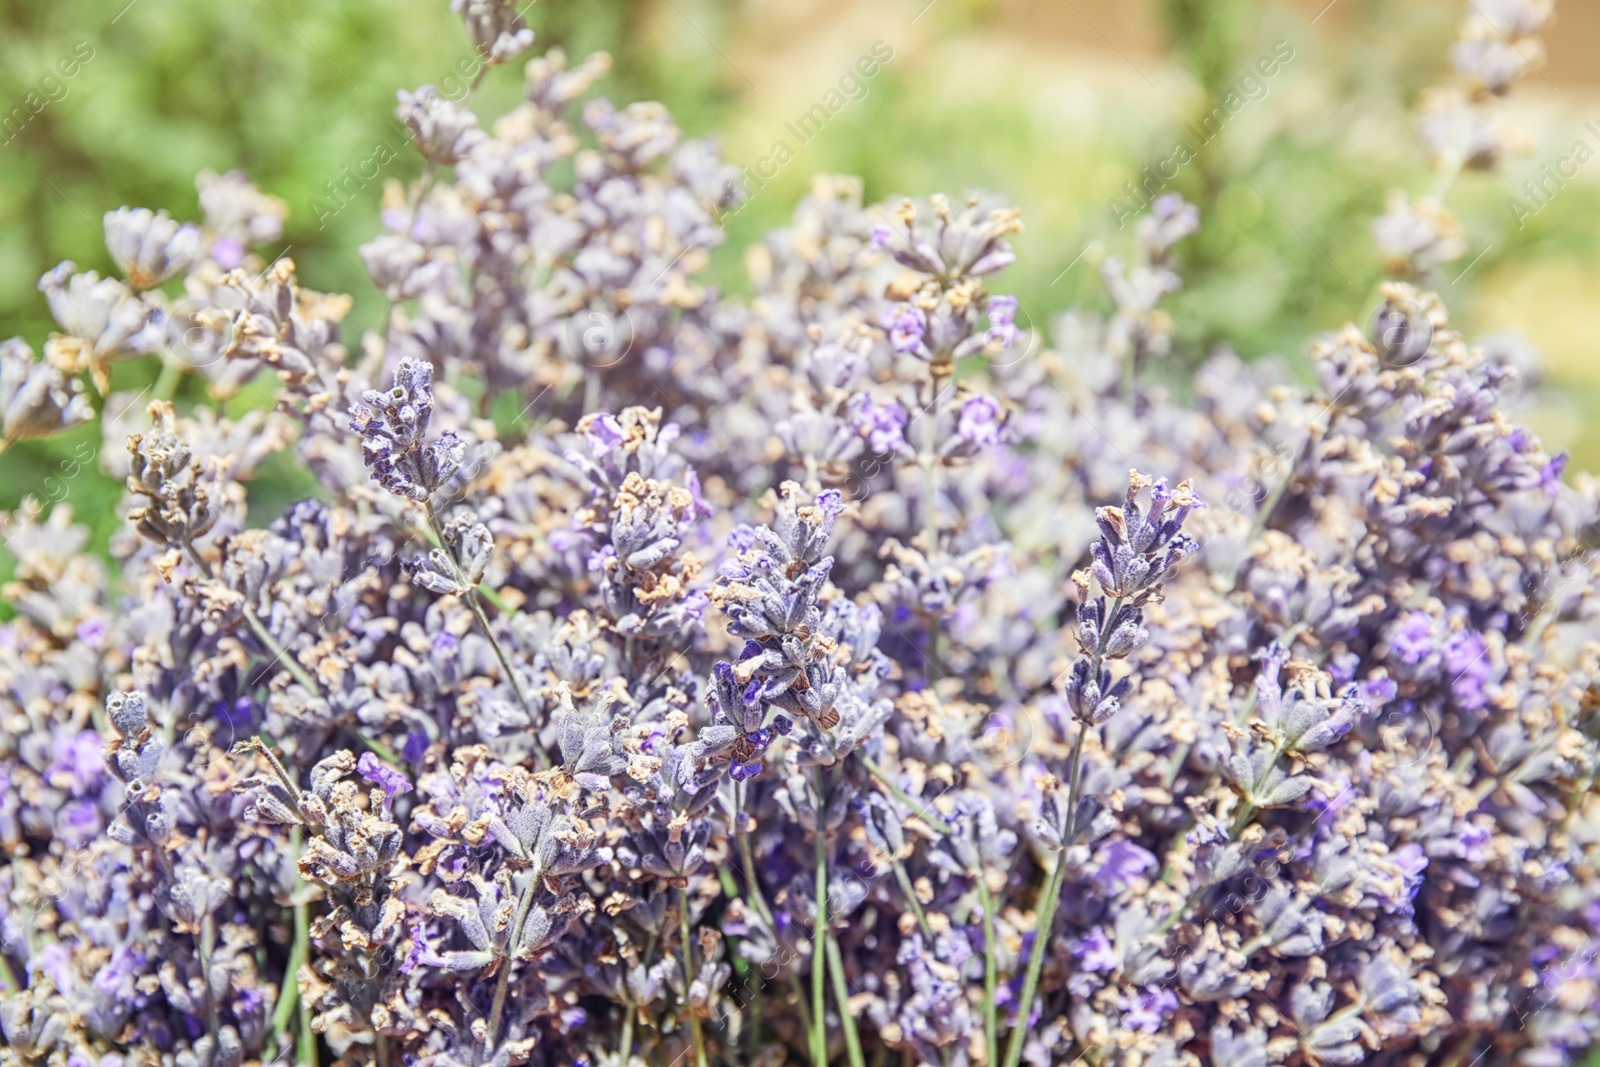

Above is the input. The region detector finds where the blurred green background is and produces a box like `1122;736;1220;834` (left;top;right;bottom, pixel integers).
3;0;1600;543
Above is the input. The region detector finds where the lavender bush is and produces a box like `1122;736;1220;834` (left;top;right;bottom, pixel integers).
3;2;1598;1066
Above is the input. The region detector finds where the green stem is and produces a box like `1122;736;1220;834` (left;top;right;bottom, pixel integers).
1229;800;1256;838
681;888;708;1067
1063;726;1089;843
182;537;323;697
199;913;220;1043
424;502;546;767
860;756;949;835
484;864;543;1062
717;848;761;1059
621;1004;635;1062
975;873;1000;1067
154;353;184;401
270;974;299;1039
244;603;323;696
476;581;516;616
811;776;829;1067
824;931;866;1067
922;374;944;682
737;825;813;1039
343;729;401;764
293;861;316;1067
747;966;762;1061
890;857;932;939
1001;724;1087;1067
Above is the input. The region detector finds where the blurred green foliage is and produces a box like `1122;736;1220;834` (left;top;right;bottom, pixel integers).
5;0;1600;566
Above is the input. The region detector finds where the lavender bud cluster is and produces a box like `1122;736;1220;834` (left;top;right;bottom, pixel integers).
1;5;1598;1067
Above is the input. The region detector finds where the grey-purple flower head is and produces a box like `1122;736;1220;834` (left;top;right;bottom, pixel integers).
349;357;465;501
1065;471;1204;726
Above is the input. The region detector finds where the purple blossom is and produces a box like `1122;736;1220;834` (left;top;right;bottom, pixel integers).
1118;985;1179;1033
955;393;1004;448
986;294;1019;351
1070;927;1119;973
583;411;625;453
357;752;413;816
849;394;908;453
1443;628;1490;710
75;618;108;646
888;304;926;354
1538;453;1567;495
0;17;1593;1067
1392;611;1434;665
47;729;105;795
1091;840;1157;895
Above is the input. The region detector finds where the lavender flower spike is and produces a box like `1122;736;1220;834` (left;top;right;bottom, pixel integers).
349;356;465;500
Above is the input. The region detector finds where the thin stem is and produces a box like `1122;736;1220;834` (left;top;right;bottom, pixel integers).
464;62;490;101
199;913;220;1042
1229;800;1256;838
721;796;762;1060
1233;452;1301;583
269;927;301;1041
154;353;184;401
343;729;402;764
860;755;950;836
182;537;323;697
737;823;813;1038
484;864;543;1062
475;581;517;616
244;603;324;696
621;1004;635;1063
1063;725;1089;843
921;374;944;682
747;966;762;1061
890;857;933;939
975;873;1000;1067
583;366;600;416
811;773;829;1067
1000;724;1087;1067
680;888;708;1067
240;737;302;805
424;502;546;767
293;852;317;1067
824;931;866;1067
1122;331;1138;401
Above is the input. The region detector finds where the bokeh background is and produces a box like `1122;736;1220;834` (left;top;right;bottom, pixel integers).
2;0;1600;550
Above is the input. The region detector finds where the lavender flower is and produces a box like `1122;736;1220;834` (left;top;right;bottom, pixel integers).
2;9;1598;1067
349;356;465;500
